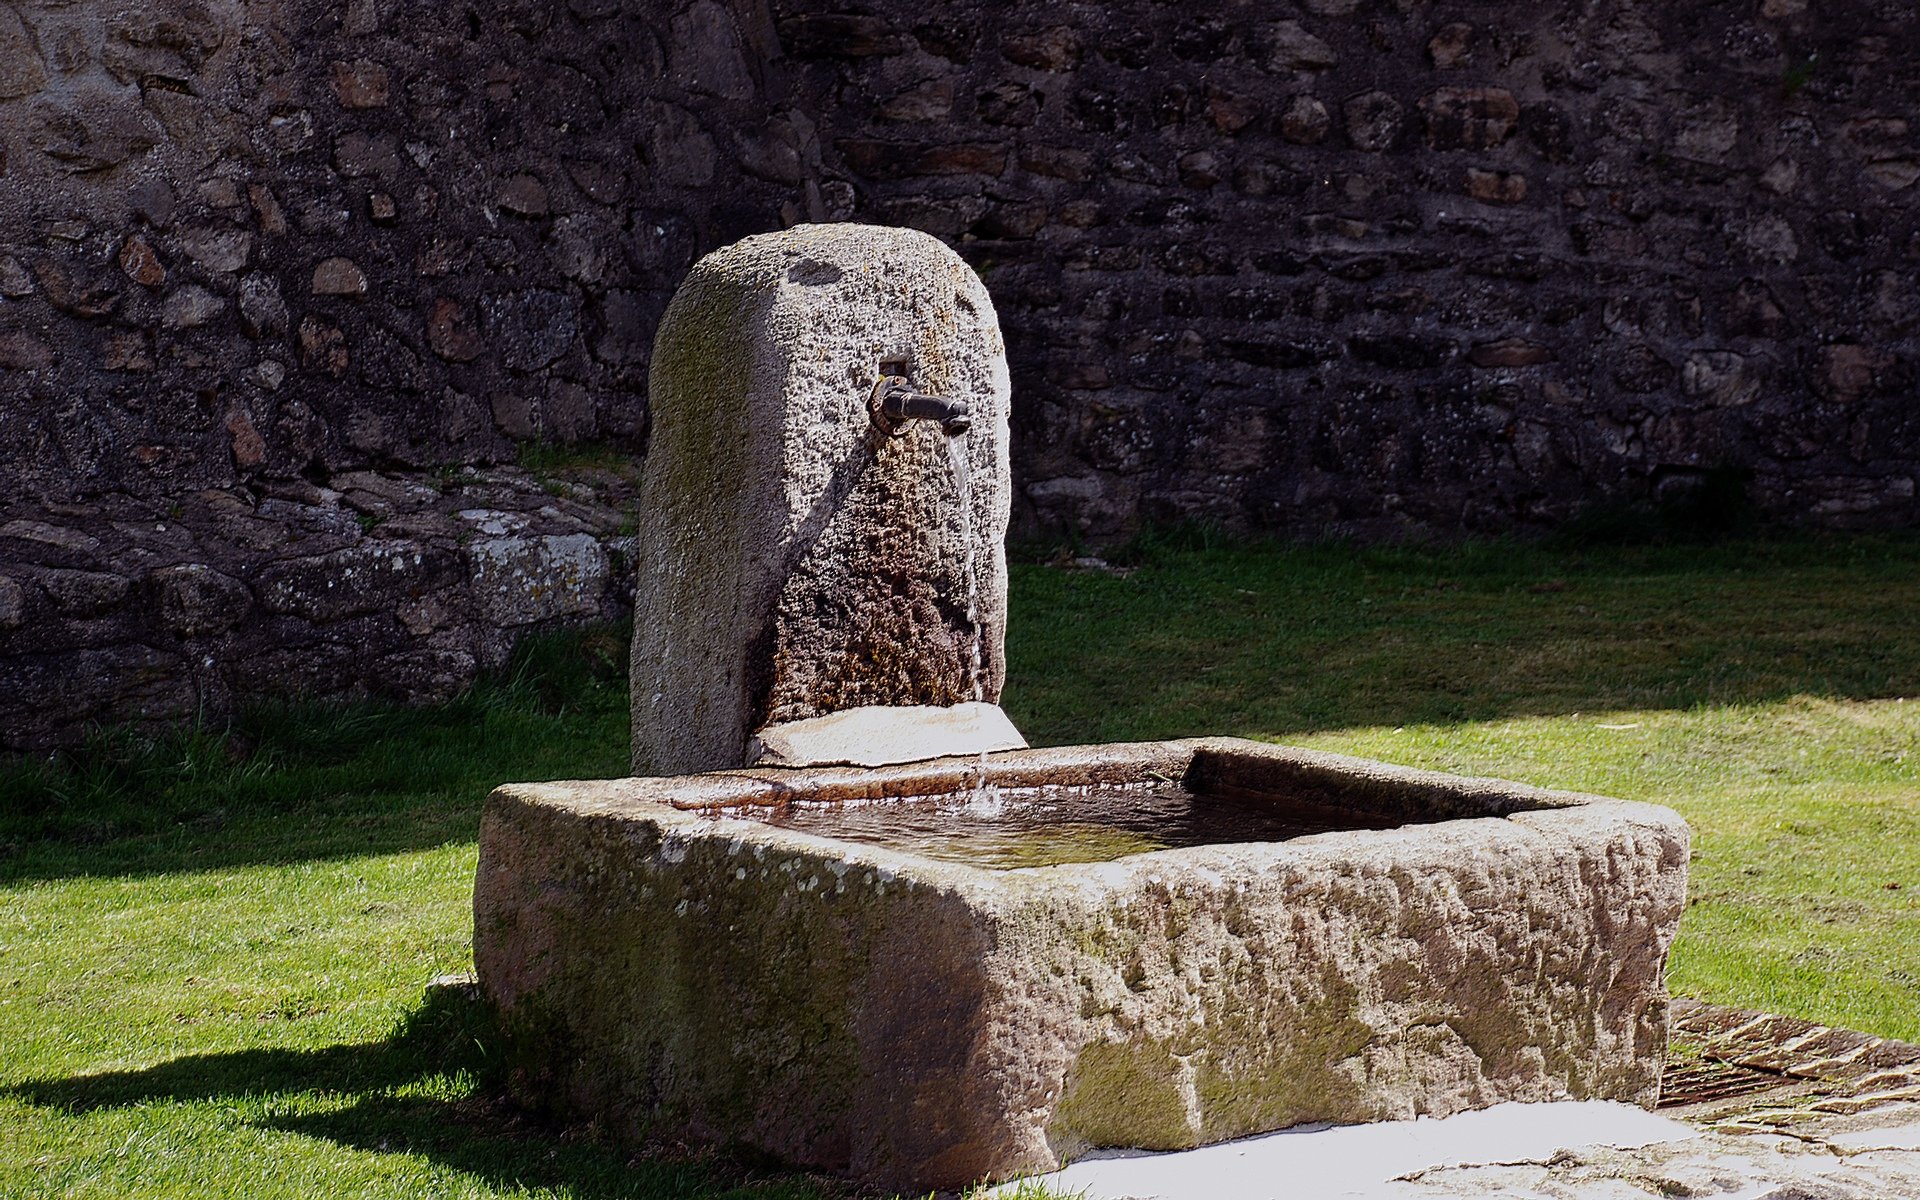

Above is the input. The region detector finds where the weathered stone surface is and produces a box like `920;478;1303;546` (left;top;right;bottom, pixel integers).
474;739;1688;1193
1420;86;1520;149
1470;338;1555;368
297;316;349;375
1428;23;1472;68
0;333;57;370
382;648;478;703
1;520;99;553
1279;95;1331;144
1742;214;1799;263
5;646;197;747
1465;167;1526;203
426;297;484;362
30;96;162;172
1;463;640;748
485;290;578;371
247;183;286;233
497;173;550;218
162;285;223;329
1823;343;1895;401
637;101;716;185
1682;350;1760;406
1003;27;1080;72
118;236;167;287
836;139;1008;178
0;7;48;99
0;575;24;629
224;406;267;468
102;331;154;372
330;58;390;108
237;274;287;338
630;223;1012;775
1345;90;1404;151
465;533;609;625
101;5;224;84
257;541;457;621
0;0;1914;565
332;131;401;178
1263;22;1337;71
152;563;252;636
669;0;754;99
0;257;33;297
42;568;131;615
179;228;252;274
780;13;908;59
587;290;661;365
880;79;955;123
311;256;368;297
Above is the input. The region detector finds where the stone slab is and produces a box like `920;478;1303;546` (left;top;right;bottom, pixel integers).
473;737;1689;1193
994;1100;1695;1199
746;701;1028;767
1003;1087;1920;1197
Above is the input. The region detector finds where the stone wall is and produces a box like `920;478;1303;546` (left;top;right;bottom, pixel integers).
814;0;1918;536
2;0;1916;746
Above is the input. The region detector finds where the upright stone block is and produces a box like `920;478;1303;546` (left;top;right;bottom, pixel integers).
631;224;1012;775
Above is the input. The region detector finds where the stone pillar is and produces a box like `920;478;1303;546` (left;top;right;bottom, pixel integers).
630;224;1012;776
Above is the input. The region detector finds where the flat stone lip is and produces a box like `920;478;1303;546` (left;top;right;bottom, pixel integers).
747;701;1030;768
499;736;1678;881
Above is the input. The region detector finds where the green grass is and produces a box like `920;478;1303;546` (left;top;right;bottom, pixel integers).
513;440;638;477
1007;529;1917;742
5;532;1920;1197
0;624;634;862
0;628;822;1199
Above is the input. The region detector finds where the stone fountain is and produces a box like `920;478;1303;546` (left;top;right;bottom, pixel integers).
472;224;1689;1193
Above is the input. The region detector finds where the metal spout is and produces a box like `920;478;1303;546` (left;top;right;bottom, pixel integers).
870;376;970;436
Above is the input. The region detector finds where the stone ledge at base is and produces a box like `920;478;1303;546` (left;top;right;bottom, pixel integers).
748;701;1029;767
472;738;1689;1193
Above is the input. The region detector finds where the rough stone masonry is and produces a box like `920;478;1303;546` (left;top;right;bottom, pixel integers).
2;0;1917;745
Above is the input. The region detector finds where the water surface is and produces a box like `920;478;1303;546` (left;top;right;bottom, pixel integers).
737;780;1409;869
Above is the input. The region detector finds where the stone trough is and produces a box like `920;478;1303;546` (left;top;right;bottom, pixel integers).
474;736;1688;1192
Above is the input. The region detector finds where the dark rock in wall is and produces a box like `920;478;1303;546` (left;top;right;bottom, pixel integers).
153;564;253;636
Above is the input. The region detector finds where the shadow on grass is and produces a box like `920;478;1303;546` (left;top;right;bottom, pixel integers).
10;987;487;1112
0;626;633;884
266;1096;813;1200
6;987;831;1200
1003;531;1920;747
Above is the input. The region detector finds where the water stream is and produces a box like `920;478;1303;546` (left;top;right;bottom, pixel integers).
944;431;986;705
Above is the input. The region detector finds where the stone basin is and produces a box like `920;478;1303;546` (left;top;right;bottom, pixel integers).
473;737;1688;1193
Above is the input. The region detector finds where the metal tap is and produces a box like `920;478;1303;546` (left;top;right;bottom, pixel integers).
869;375;970;437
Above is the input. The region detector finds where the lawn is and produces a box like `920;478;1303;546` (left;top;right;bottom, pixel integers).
4;532;1918;1198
